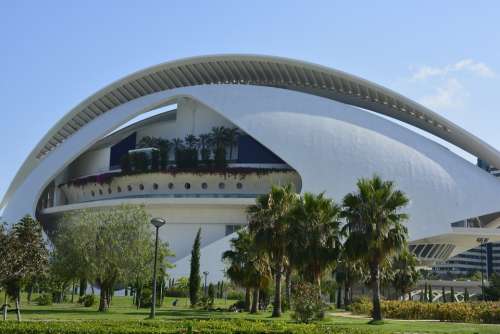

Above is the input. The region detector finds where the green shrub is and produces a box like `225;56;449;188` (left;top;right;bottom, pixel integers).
292;282;327;323
350;299;500;323
165;287;188;298
139;287;153;308
226;290;244;300
35;293;52;306
78;294;95;307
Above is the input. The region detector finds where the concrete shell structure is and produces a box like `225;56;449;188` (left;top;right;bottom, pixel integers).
3;54;500;282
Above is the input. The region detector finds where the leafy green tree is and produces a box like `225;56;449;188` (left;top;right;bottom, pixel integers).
288;192;342;290
248;184;297;317
57;205;171;312
391;249;419;300
207;283;216;308
189;228;202;307
483;274;500;301
0;216;48;318
342;175;409;321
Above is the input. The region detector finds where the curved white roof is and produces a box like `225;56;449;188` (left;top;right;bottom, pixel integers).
3;54;500;208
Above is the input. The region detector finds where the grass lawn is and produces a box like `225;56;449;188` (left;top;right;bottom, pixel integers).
3;294;500;333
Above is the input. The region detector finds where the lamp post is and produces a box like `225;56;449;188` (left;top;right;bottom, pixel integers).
477;237;489;300
150;217;166;319
203;271;209;296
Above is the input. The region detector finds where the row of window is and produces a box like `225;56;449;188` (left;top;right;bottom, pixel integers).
89;182;244;197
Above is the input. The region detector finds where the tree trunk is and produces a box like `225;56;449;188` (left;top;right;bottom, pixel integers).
27;285;33;304
370;263;382;321
15;298;21;322
79;279;87;297
98;285;109;312
285;267;292;311
343;282;349;308
244;287;251;312
336;287;342;309
272;259;283;317
71;281;75;303
251;288;259;314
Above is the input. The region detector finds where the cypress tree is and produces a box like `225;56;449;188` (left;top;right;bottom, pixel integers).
442;286;446;303
464;287;470;302
450;286;455;302
428;284;432;303
189;228;202;307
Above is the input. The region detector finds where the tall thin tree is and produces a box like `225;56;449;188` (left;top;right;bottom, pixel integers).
189;228;202;307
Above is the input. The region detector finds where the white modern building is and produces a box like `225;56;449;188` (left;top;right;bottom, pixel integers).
432;159;500;277
3;54;500;282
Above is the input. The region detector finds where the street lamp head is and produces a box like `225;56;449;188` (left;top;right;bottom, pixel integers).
151;217;166;229
203;271;209;276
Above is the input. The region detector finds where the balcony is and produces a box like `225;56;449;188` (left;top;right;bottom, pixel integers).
56;167;301;206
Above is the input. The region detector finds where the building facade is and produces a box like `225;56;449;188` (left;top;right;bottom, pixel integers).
433;160;500;277
3;55;500;282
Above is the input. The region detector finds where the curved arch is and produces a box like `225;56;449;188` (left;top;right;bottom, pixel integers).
3;54;500;210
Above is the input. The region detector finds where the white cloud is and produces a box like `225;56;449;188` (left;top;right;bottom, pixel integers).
419;78;468;110
411;59;495;80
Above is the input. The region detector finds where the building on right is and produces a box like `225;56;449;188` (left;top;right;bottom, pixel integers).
432;159;500;278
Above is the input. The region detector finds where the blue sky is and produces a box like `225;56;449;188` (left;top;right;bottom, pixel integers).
1;1;500;199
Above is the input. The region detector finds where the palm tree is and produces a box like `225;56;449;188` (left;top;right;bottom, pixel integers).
184;134;200;150
157;138;172;168
222;229;271;313
199;134;212;164
248;184;297;317
172;138;184;151
172;138;184;166
288;192;342;290
210;126;228;167
224;127;240;161
335;254;367;308
137;136;156;148
341;175;409;321
391;249;419;300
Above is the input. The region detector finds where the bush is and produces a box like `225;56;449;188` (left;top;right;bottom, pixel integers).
164;287;188;298
292;282;327;323
35;293;52;306
139;288;153;308
78;294;95;307
350;299;500;323
226;290;244;300
0;319;371;334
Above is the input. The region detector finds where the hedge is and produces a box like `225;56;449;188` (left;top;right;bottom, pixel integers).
0;320;371;334
350;299;500;323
